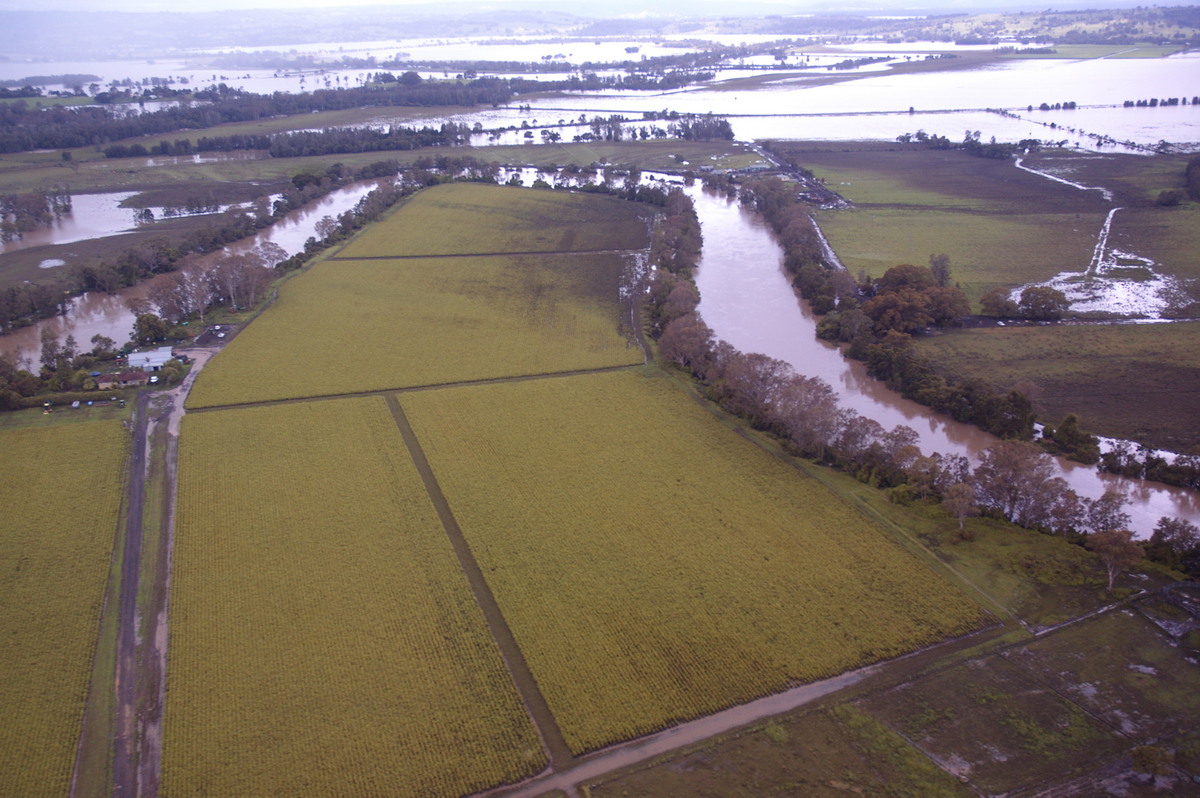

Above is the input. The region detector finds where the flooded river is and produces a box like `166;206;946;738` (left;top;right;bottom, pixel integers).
0;180;383;364
687;183;1198;537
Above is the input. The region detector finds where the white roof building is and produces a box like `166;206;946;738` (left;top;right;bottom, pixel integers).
127;346;175;371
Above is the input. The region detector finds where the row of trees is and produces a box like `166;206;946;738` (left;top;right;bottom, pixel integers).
640;192;1197;584
0;157;410;333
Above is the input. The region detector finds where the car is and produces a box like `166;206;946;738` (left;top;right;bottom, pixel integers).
149;374;159;384
217;332;226;338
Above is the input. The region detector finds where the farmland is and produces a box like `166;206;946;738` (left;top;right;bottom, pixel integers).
915;322;1200;453
400;369;990;754
185;185;650;408
165;398;543;797
0;420;127;796
788;143;1113;306
334;182;653;258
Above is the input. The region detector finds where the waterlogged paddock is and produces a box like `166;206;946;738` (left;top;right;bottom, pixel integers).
401;369;990;754
166;398;543;797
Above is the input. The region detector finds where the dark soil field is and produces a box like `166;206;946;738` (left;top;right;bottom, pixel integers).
916;322;1200;453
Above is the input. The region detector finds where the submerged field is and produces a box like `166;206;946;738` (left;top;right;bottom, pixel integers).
165;398;544;797
0;421;127;795
401;369;990;753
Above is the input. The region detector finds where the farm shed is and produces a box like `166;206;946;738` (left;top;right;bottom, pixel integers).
127;346;175;371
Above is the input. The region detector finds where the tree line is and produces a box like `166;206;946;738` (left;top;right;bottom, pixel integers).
640;186;1197;584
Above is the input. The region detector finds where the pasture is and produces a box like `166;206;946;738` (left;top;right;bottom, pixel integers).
0;421;127;796
400;368;990;753
916;322;1200;452
788;144;1112;305
165;397;543;797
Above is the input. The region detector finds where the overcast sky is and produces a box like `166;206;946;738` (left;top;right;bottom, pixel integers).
1;0;867;13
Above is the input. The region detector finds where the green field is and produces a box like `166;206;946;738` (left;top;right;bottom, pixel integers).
0;421;127;796
186;185;649;408
401;369;990;753
165;398;543;797
916;322;1200;452
335;181;652;257
789;145;1112;305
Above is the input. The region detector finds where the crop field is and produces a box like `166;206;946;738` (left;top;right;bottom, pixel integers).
859;654;1125;794
165;398;543;797
916;322;1200;452
0;421;127;796
400;368;990;754
187;250;641;408
334;182;652;258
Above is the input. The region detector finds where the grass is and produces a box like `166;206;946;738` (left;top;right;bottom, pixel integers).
165;397;544;797
859;654;1124;794
591;703;974;797
400;368;989;753
1008;608;1200;742
915;322;1200;452
789;145;1113;305
186;186;648;408
0;420;128;796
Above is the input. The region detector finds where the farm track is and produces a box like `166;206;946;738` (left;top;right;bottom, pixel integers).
385;394;575;772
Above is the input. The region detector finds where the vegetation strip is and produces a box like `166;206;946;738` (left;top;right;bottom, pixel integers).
383;393;574;771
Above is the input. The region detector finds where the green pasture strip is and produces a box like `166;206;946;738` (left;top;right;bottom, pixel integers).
0;138;754;197
998;44;1187;59
400;369;989;754
859;653;1124;794
164;397;543;797
916;322;1200;452
816;207;1101;304
0;421;128;796
336;182;651;257
186;251;640;408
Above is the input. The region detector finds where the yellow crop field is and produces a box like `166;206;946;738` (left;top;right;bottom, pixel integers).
164;398;544;796
400;370;990;754
188;252;640;408
0;421;127;795
336;182;652;257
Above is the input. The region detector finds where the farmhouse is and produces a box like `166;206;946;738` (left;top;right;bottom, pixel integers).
127;346;175;371
97;371;149;390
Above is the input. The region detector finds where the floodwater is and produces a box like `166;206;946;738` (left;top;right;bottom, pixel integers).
0;179;384;364
687;184;1199;537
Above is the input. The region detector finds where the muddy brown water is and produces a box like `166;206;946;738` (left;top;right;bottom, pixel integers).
0;180;384;365
687;184;1199;538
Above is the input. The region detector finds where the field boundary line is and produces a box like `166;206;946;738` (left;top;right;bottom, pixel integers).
327;248;646;261
384;393;575;772
186;362;642;414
